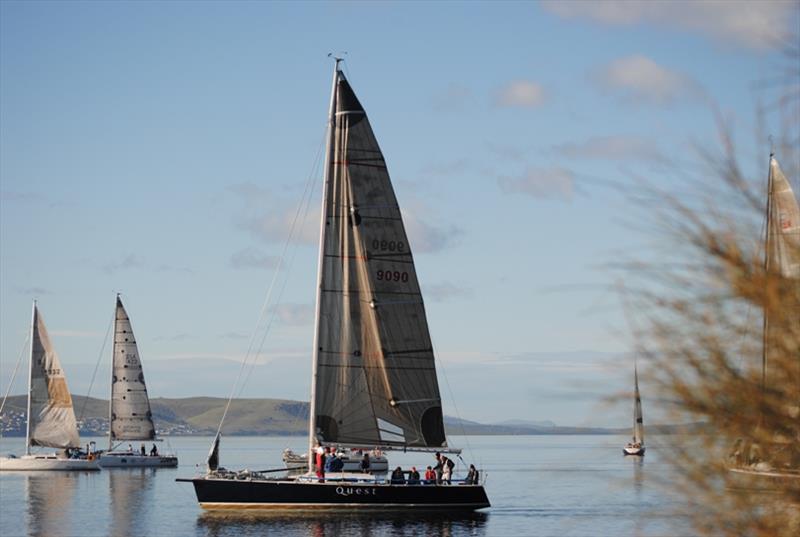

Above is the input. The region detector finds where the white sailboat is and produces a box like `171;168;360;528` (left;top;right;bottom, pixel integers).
0;303;100;471
179;60;489;510
623;363;645;456
97;295;177;468
729;154;800;481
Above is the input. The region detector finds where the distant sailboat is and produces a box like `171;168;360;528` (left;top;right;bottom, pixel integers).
0;303;100;471
179;60;489;510
623;364;645;456
97;295;177;468
729;154;800;481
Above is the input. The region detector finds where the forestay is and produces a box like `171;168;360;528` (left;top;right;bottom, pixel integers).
29;306;80;448
110;296;155;442
312;70;446;450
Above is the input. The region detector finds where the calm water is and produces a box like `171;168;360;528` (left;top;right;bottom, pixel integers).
0;435;691;536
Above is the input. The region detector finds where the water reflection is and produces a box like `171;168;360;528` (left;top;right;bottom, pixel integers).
197;510;489;537
25;473;76;537
108;468;156;537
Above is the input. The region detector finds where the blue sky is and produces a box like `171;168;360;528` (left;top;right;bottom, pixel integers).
1;1;798;427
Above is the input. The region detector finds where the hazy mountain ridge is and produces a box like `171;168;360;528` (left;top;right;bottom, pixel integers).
0;395;702;436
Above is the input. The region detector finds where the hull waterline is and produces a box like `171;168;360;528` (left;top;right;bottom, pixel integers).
98;452;178;468
178;476;490;511
0;454;101;471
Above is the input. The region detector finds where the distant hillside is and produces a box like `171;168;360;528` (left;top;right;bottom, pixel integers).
1;394;703;436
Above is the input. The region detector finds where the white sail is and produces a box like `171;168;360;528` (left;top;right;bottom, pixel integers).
28;305;80;449
768;156;800;279
109;296;155;443
633;365;644;445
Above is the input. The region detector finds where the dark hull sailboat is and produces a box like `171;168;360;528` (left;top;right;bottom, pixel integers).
180;60;489;511
179;476;490;511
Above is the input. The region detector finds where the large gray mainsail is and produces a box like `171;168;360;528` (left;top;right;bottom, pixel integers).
109;296;155;444
311;68;446;450
28;304;81;449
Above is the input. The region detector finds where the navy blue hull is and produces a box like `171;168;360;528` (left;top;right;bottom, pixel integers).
179;477;490;511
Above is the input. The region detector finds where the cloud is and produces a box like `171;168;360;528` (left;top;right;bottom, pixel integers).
219;331;249;340
15;286;53;296
103;254;145;275
402;210;463;253
271;303;314;326
230;248;281;270
228;182;319;245
49;330;103;338
424;282;474;303
541;0;796;50
431;83;475;113
494;81;546;108
152;333;192;342
554;135;666;163
1;191;46;203
497;167;574;201
595;55;694;104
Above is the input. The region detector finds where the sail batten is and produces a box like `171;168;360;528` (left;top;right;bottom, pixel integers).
312;69;447;450
109;297;155;442
28;306;81;449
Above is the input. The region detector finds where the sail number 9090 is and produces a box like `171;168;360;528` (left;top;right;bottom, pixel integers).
371;239;405;252
376;270;409;283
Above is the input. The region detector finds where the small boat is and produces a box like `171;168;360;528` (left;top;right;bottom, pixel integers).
623;363;645;456
0;303;100;471
727;154;799;480
179;60;490;511
282;447;389;474
97;296;177;468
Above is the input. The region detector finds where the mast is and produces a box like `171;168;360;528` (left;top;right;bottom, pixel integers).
25;301;35;455
307;58;341;470
762;153;774;393
109;294;118;451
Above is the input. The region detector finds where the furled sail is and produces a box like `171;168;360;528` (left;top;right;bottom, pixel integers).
28;305;80;448
312;70;446;449
633;365;644;445
110;296;155;442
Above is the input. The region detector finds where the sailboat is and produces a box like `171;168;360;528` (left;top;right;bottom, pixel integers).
0;303;100;471
97;295;177;468
728;154;800;481
623;364;645;456
178;61;490;510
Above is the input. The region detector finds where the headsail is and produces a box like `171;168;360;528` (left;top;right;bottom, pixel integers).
110;296;155;443
633;365;644;445
28;305;80;449
312;69;446;449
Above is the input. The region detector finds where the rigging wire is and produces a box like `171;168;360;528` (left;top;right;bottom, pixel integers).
0;333;30;419
77;307;115;423
213;129;326;438
429;335;476;467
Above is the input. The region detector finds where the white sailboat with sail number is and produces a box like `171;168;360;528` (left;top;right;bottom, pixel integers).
178;60;489;510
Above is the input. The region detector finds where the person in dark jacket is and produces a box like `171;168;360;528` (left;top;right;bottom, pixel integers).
407;466;420;484
434;452;455;484
465;464;479;485
390;466;405;484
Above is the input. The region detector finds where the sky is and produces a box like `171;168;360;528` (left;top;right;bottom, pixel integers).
1;1;798;428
